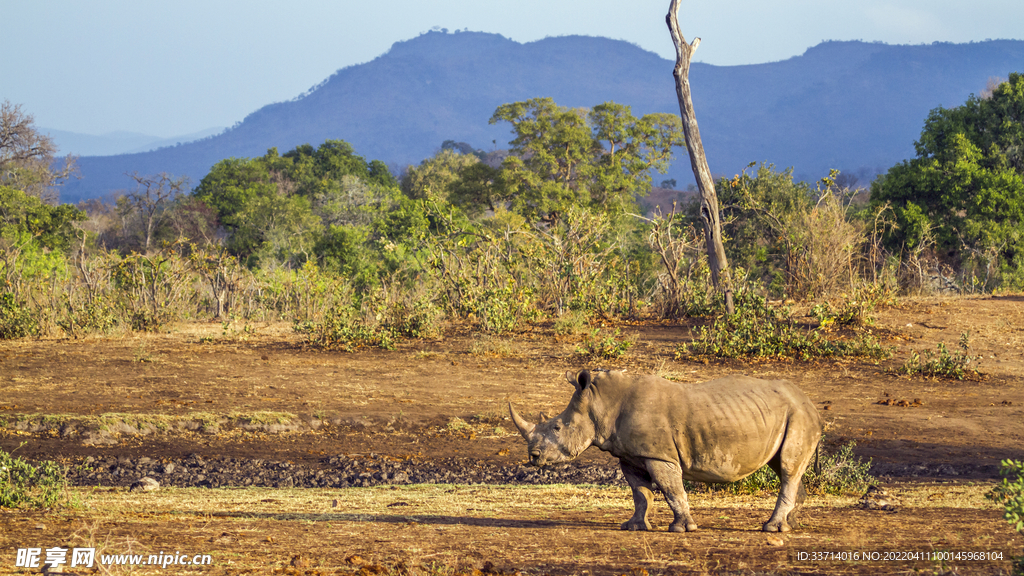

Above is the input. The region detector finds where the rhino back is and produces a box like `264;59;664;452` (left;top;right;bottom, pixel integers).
592;373;819;482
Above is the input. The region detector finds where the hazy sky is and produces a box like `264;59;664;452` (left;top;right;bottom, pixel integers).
3;0;1022;137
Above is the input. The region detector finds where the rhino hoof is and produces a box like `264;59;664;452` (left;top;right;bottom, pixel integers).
669;522;697;533
762;520;791;533
621;520;652;531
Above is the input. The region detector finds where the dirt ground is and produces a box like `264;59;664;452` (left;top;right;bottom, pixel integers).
1;295;1023;574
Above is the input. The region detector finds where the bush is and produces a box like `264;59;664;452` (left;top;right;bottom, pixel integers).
0;292;38;339
477;281;536;334
367;282;443;340
111;249;195;331
0;445;76;509
677;289;892;361
576;328;633;360
295;302;397;351
804;440;875;496
894;332;983;380
809;283;897;330
987;459;1024;574
988;460;1024;533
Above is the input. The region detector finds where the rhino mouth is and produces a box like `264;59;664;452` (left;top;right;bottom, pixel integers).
528;448;572;468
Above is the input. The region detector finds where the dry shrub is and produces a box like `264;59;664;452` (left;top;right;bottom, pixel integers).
785;192;862;298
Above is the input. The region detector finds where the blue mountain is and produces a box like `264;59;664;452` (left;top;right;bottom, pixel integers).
59;31;1024;203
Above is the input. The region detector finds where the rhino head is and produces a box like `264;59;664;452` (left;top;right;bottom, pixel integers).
509;369;597;467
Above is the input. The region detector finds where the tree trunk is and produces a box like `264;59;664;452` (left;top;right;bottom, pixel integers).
666;0;734;314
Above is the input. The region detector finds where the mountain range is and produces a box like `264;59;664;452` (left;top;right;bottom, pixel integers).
43;127;226;157
58;31;1024;204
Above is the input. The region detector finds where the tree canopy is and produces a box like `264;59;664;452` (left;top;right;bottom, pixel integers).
871;72;1024;287
489;98;683;223
192;140;406;272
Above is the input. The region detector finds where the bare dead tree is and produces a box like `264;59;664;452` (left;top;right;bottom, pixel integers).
666;1;734;313
0;100;77;201
124;172;190;253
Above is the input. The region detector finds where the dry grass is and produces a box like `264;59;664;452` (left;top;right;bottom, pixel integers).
2;483;1017;575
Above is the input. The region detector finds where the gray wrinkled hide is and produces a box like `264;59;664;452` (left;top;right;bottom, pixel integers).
509;369;822;533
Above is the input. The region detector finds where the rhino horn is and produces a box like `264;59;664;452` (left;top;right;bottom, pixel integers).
508;402;535;439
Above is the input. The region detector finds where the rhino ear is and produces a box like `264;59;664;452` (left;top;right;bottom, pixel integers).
539;411;550;421
575;369;592;393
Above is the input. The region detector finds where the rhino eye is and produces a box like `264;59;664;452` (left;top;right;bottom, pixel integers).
553;423;562;431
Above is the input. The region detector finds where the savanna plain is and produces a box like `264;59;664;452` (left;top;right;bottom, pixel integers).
1;296;1023;575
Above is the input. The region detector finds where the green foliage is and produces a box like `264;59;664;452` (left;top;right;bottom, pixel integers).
678;288;892;361
0;444;76;509
988;459;1024;534
575;328;633;360
477;280;537;335
111;246;195;331
401;149;481;203
715;165;865;298
810;284;895;330
553;309;591;336
193;141;401;268
313;224;378;288
0;186;86;252
987;459;1024;574
803;441;876;496
716;164;813;291
294;265;442;350
489;98;682;222
871;73;1024;290
0;291;37;338
894;332;983;380
296;301;397;351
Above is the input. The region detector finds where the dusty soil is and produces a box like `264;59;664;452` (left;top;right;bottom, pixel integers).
1;295;1023;574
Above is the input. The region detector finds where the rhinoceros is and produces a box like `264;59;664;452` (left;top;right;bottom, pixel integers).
509;369;822;533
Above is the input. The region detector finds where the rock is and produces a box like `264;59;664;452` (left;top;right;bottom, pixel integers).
857;485;899;511
130;477;160;492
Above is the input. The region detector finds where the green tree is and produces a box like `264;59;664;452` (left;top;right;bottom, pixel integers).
0;186;86;252
193;140;402;270
449;162;505;217
193;155;276;225
401;148;480;203
489;98;683;223
871;72;1024;288
589;103;682;214
194;150;315;266
716;164;814;292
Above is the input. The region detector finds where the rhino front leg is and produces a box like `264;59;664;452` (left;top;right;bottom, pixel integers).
619;461;655;531
646;459;698;532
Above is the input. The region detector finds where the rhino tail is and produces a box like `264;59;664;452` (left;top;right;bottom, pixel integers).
815;440;821;476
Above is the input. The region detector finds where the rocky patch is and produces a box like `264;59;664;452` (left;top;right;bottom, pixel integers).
62;453;1001;491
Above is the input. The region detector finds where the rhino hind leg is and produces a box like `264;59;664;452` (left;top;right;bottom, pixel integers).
785;481;808;528
645;459;698;533
762;435;816;533
619;462;655;531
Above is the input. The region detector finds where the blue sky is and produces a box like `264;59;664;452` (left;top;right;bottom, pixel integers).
2;0;1022;137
